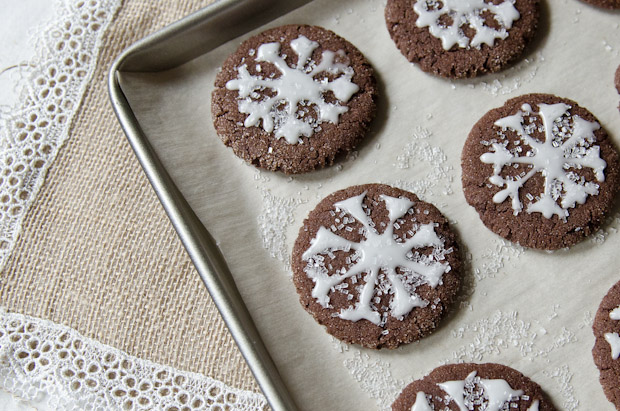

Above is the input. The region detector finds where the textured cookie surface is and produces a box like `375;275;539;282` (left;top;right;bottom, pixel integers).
211;24;377;174
593;279;620;410
578;0;620;9
392;363;556;410
384;0;540;78
462;93;620;250
292;184;461;349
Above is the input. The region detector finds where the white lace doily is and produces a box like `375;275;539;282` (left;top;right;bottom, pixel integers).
0;309;268;410
0;0;120;272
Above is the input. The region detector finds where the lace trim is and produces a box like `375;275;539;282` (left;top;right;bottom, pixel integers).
0;0;121;271
0;310;268;410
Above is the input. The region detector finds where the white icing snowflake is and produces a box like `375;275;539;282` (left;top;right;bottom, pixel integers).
302;192;451;326
225;35;359;144
412;371;541;411
413;0;520;50
481;102;606;219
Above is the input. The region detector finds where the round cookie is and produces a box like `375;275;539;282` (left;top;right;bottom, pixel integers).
211;24;377;174
578;0;620;9
462;93;620;250
392;363;555;410
384;0;540;78
292;184;462;349
593;279;620;409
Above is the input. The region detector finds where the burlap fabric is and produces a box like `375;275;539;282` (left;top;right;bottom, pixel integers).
0;0;260;395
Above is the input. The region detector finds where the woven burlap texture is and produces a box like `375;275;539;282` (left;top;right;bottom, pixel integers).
0;0;260;394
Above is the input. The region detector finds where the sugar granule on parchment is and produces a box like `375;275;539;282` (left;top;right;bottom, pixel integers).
257;188;302;270
394;126;454;199
343;350;406;410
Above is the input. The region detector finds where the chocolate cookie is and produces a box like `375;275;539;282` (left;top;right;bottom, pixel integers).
578;0;620;9
392;363;555;411
462;93;620;250
292;184;462;349
211;24;377;174
384;0;540;78
593;279;620;409
616;64;620;111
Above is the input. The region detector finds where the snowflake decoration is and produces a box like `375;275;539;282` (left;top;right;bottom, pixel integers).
302;192;451;326
481;102;606;219
225;35;359;144
414;0;520;50
412;371;538;411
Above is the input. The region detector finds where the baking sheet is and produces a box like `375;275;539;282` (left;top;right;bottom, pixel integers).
118;0;620;409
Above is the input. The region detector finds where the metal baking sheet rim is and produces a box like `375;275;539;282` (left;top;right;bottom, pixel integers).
107;1;314;410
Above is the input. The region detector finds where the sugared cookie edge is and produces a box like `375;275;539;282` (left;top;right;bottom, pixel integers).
593;279;620;409
211;24;377;174
292;183;462;349
461;93;620;249
392;363;555;411
384;0;540;78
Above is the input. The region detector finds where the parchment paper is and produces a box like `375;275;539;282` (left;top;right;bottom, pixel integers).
119;0;620;409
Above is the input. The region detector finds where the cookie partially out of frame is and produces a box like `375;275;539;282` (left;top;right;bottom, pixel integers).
593;279;620;410
292;184;462;349
392;363;555;411
462;93;620;250
211;24;377;174
616;64;620;111
578;0;620;9
384;0;540;78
